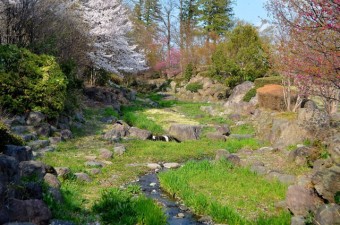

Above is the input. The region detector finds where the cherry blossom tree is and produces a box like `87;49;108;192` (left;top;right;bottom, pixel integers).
266;0;340;114
81;0;147;75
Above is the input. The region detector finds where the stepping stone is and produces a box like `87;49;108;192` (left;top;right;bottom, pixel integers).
163;163;180;169
147;163;161;170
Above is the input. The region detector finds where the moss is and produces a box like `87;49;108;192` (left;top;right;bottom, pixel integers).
0;121;24;151
243;88;256;102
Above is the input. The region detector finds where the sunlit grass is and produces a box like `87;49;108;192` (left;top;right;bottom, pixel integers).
159;160;291;224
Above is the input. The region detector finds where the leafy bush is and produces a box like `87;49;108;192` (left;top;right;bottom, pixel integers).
184;63;194;81
0;45;67;118
0;121;24;151
186;82;203;93
254;76;282;89
243;88;257;102
93;188;166;225
225;75;242;89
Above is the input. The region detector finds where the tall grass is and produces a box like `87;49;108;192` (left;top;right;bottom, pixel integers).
159;160;290;225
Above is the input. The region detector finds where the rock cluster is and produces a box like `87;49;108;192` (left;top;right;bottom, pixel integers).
0;145;63;225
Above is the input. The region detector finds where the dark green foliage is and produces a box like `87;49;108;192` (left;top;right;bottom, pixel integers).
254;76;282;89
184;63;194;81
243;88;256;102
186;82;203;92
335;191;340;204
0;45;67;118
211;23;269;88
93;188;166;225
0;121;24;151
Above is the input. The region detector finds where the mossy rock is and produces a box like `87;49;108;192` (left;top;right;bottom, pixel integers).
0;122;24;151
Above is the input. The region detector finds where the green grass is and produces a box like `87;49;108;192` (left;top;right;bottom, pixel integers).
159;160;290;224
93;188;166;225
231;124;256;135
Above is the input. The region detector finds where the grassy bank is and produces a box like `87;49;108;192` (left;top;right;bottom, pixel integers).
159;160;291;224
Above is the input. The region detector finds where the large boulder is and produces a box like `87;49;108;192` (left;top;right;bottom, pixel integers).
312;165;340;203
103;122;130;141
0;155;19;201
168;124;202;141
3;145;32;162
6;199;52;225
288;146;319;166
298;104;330;132
227;81;254;104
128;127;152;140
286;185;321;216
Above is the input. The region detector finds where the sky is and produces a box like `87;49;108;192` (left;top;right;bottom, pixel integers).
233;0;269;26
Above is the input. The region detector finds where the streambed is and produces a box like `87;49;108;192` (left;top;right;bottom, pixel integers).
136;172;209;225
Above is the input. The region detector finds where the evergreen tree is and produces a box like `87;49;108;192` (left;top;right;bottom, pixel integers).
198;0;233;40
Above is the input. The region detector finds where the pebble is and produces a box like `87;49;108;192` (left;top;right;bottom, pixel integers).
176;213;185;218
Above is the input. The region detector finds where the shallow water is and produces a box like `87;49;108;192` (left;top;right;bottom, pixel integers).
136;173;208;225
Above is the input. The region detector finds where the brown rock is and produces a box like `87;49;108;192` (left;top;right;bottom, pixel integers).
206;132;226;141
169;124;202;142
44;173;61;189
314;203;340;225
128;127;152;140
99;148;113;159
286;185;321;216
215;149;231;161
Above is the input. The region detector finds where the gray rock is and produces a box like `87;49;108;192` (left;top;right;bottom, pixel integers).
298;106;330;132
291;216;305;225
99;148;113;159
228;113;241;121
26;112;46;126
20;133;37;142
15;182;43;200
89;168;102;175
286;185;321;216
312;165;340;203
229;134;253;140
85;161;104;168
226;81;254;104
288;146;318;166
34;123;51;137
74;173;92;182
44;173;61;189
147;163;161;170
19;161;46;179
103;122;130;141
49;220;76;225
74;112;85;123
226;154;241;166
168;124;202;141
314;203;340;225
163;163;180;169
114;145;126;156
60;129;73;140
7;199;52;225
27;140;50;151
215;149;231;161
47;187;63;203
250;165;267;175
206;132;226;141
49;137;62;145
55;167;71;179
0;155;19;201
267;171;296;184
128;127;152;140
4;222;36;225
329;137;340;165
215;124;230;136
3;145;32;162
11;126;30;135
9;116;26;126
100;116;117;124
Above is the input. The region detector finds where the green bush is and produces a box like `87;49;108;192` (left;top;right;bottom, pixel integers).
184;63;194;81
0;122;24;151
186;82;203;93
93;188;166;225
0;45;67;118
254;76;282;89
243;88;256;102
225;76;242;89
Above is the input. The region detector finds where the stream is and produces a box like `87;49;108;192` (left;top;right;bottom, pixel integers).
135;172;210;225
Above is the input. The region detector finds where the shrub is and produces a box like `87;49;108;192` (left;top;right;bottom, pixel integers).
184;63;194;81
0;45;67;118
0;122;24;151
225;76;242;89
243;88;257;102
254;76;282;89
186;82;203;93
